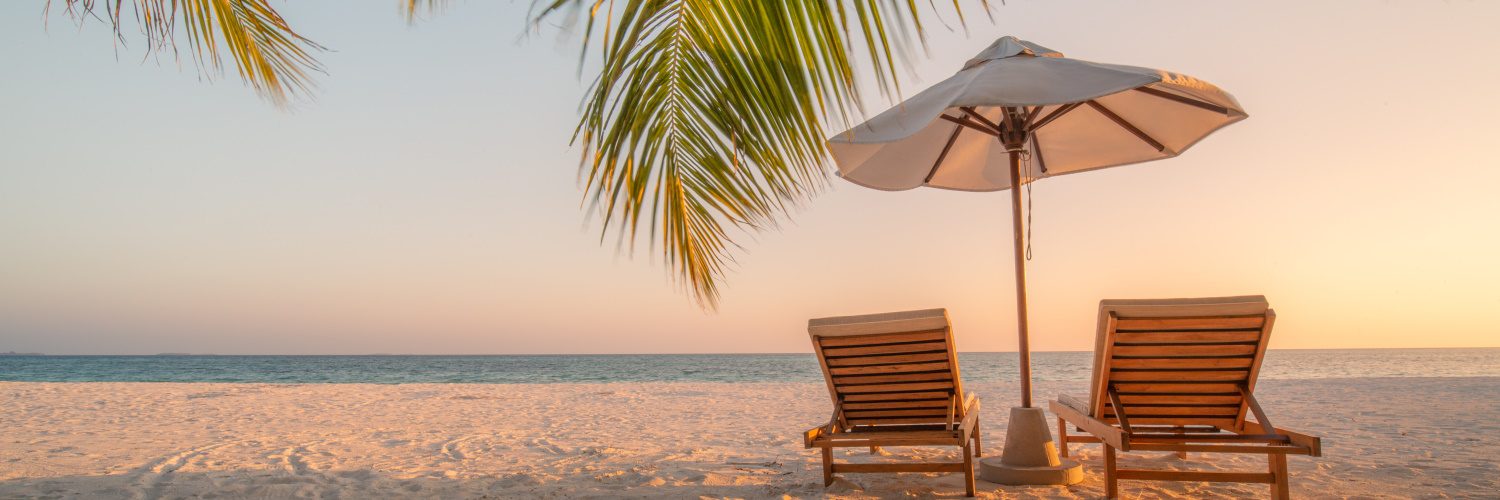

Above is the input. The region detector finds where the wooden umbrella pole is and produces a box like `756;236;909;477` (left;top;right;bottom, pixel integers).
1001;108;1033;408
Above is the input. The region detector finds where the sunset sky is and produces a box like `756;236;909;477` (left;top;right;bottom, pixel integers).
2;1;1497;354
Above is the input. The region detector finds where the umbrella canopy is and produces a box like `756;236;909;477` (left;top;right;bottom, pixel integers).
828;36;1246;192
825;36;1246;410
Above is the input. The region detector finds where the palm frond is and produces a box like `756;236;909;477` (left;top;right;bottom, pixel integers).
402;0;451;23
49;0;324;106
533;0;984;307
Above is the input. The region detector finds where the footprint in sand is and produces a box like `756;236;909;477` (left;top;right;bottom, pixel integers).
127;441;236;499
438;435;480;461
271;446;311;475
528;437;566;455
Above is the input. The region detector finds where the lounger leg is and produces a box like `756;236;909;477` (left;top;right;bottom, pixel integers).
1174;426;1187;459
1270;453;1289;500
973;420;983;457
821;447;834;486
963;442;976;497
1057;416;1068;458
869;446;881;454
1104;444;1118;499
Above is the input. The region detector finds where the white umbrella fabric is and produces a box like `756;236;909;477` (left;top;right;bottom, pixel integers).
825;36;1247;485
830;36;1245;195
828;36;1245;409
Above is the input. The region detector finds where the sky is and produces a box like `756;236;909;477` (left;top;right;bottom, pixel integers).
1;1;1498;355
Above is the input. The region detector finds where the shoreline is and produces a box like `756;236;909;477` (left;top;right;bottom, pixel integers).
4;374;1500;385
6;346;1497;356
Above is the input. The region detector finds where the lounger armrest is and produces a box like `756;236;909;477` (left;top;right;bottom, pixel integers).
1049;398;1128;451
1240;419;1322;457
958;393;981;443
804;406;841;448
803;424;827;448
1057;393;1088;414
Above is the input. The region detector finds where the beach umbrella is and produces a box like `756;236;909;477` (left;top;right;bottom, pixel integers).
825;36;1245;485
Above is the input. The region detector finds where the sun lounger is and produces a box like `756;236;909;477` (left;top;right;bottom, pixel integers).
802;308;982;497
1050;296;1321;499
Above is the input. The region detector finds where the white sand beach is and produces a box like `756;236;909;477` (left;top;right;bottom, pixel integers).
3;377;1497;498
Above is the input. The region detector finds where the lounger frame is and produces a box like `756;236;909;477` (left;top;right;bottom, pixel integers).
1050;297;1321;499
802;309;982;496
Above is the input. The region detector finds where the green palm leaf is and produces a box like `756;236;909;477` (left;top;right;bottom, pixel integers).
533;0;984;307
50;1;465;102
50;0;325;106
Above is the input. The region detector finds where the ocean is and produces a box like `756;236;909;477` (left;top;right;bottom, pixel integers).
1;349;1496;384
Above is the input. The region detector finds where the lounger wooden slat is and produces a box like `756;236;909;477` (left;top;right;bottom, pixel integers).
1109;357;1255;369
845;409;951;418
1117;394;1244;404
824;352;951;367
844;413;947;423
845;423;954;433
843;415;953;422
822;341;950;357
804;308;981;497
1109;370;1249;382
817;329;947;347
1115;316;1265;331
846;414;960;423
1112;344;1259;357
843;400;951;410
1115;331;1263;344
1113;424;1222;433
834;372;953;385
1114;382;1243;393
1052;296;1321;499
828;362;951;376
1104;406;1243;417
837;381;954;393
841;391;950;402
832;430;961;440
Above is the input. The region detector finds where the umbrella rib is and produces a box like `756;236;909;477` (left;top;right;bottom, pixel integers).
924;121;966;183
1134;86;1230;115
1024;106;1042;126
938;114;999;137
959;107;1005;135
1086;100;1166;152
1030;133;1047;174
1029;102;1082;131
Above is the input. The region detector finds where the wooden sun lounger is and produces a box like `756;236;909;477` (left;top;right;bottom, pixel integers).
1050;296;1321;499
802;309;982;497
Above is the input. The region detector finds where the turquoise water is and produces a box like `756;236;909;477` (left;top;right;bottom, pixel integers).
1;349;1496;384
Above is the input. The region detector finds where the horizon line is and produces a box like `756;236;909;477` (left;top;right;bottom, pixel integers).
5;346;1498;357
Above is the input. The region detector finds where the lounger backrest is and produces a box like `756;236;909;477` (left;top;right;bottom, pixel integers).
808;309;967;429
1089;296;1274;431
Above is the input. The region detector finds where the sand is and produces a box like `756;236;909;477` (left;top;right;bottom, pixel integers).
3;377;1497;498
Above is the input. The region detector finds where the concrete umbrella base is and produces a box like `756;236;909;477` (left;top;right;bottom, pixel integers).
978;406;1084;485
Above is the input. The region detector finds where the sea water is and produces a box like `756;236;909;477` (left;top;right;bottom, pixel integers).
1;349;1496;384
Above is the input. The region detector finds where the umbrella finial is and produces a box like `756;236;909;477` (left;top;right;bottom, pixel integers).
963;36;1064;70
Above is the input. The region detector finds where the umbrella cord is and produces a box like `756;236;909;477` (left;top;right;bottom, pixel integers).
1023;149;1034;261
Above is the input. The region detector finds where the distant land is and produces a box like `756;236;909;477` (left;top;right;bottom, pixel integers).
1;352;45;356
